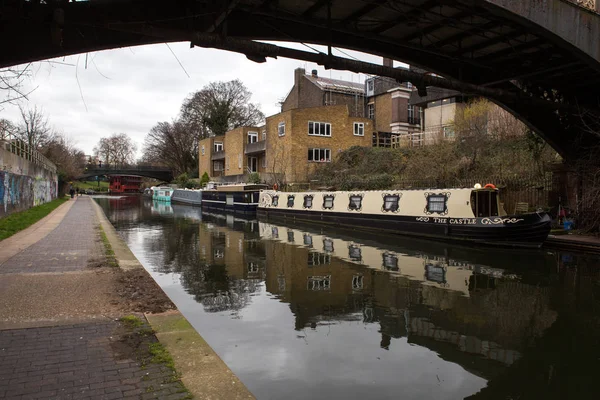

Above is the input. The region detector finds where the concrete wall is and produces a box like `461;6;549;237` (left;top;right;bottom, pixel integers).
0;146;58;218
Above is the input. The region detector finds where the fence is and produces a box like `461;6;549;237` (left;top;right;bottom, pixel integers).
0;131;57;174
393;174;554;214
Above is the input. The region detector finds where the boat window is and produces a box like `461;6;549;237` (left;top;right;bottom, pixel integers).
470;190;499;217
426;194;447;214
308;252;331;266
323;195;334;209
287;230;294;242
271;227;279;238
303;234;313;247
382;253;399;271
383;195;400;212
323;238;334;253
247;262;259;273
303;195;313;209
348;195;363;211
272;195;279;207
226;195;234;206
349;245;362;262
287;195;295;208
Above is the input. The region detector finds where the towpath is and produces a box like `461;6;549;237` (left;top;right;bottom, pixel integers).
0;196;254;400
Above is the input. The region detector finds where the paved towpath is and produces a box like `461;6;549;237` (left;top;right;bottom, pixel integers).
0;197;192;400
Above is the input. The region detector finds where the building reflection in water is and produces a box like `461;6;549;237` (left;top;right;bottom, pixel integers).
98;196;600;399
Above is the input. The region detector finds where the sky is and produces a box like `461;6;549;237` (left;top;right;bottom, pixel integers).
0;41;398;158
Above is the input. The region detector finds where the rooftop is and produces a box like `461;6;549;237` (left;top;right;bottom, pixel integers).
305;73;365;95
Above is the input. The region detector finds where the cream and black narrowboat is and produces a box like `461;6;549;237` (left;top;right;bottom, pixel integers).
257;187;551;248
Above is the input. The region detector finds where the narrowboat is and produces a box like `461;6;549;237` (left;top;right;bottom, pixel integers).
151;186;174;202
257;186;552;248
201;183;269;215
171;189;202;206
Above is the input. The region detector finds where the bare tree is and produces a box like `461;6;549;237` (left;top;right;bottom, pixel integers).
42;133;86;181
180;79;265;138
142;120;198;176
93;133;136;167
17;105;53;149
0;118;16;140
0;66;36;111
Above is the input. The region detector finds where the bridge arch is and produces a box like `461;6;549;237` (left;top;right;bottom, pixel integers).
2;0;600;157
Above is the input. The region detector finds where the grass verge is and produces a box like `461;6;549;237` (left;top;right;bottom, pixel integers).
0;197;69;241
98;224;118;267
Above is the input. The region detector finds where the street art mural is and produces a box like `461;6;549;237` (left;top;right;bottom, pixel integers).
0;170;58;218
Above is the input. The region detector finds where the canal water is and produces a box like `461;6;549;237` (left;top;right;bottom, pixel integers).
96;196;600;400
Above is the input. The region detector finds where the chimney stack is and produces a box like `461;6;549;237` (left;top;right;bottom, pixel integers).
311;69;318;77
294;67;305;85
383;57;393;68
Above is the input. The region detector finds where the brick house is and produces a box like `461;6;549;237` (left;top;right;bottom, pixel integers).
199;105;372;184
281;68;365;117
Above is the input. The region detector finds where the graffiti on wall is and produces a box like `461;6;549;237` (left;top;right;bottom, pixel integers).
0;170;58;218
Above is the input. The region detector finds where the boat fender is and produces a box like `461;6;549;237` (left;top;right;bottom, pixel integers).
484;183;496;189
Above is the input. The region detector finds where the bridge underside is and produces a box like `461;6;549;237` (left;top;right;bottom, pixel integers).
3;0;600;157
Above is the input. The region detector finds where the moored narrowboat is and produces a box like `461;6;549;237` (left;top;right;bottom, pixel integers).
201;183;269;215
257;186;551;248
171;189;202;206
151;186;174;202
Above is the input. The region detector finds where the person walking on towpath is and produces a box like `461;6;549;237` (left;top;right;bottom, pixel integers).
69;186;75;198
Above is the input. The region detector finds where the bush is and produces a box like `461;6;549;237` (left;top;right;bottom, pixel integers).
175;172;188;187
200;172;210;187
247;172;261;184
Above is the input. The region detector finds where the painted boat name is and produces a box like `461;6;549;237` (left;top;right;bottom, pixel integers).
416;217;477;224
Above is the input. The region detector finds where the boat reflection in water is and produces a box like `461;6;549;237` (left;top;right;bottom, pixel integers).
100;196;600;400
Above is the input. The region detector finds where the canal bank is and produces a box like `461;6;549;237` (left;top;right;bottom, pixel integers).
0;196;254;400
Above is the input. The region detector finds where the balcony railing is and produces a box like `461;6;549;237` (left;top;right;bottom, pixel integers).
211;150;226;160
1;132;57;173
245;140;266;154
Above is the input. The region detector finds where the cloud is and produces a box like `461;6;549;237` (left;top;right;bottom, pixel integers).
1;41;394;157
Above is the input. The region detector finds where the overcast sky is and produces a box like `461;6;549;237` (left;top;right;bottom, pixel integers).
0;41;398;158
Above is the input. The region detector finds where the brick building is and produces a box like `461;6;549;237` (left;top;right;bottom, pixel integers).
281;68;365;117
199;105;372;184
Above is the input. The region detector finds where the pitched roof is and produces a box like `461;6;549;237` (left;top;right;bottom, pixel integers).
304;74;365;95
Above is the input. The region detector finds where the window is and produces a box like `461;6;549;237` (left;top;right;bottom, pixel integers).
201;145;205;155
303;195;313;209
382;194;400;212
238;154;242;168
323;238;334;253
382;253;399;271
348;195;363;211
287;230;294;243
262;156;267;168
271;227;279;238
248;131;258;143
323;195;335;209
303;234;313;247
287;195;295;208
352;275;364;290
426;193;449;214
348;245;362;262
213;161;224;171
308;148;331;162
278;122;285;137
308;121;331;137
226;156;229;170
353;122;364;136
367;103;375;119
443;126;455;138
308;252;331;266
367;79;374;92
214;142;223;152
307;275;331;291
406;81;413;89
272;195;279;207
